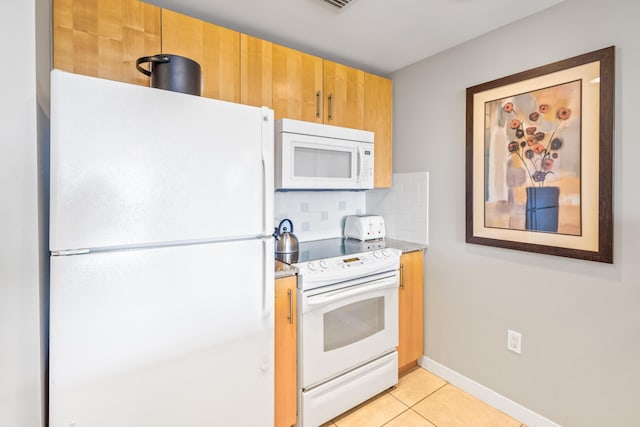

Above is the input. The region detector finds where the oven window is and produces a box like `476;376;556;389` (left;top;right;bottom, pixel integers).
294;146;352;178
323;296;385;352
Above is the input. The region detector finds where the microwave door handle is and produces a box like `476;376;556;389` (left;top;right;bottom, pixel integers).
356;145;362;182
306;275;398;307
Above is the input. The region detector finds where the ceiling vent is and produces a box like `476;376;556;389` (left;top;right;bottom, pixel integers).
322;0;354;9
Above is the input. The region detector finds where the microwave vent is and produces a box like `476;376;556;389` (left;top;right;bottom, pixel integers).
322;0;354;9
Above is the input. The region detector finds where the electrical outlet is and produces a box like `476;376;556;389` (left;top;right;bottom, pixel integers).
507;329;522;354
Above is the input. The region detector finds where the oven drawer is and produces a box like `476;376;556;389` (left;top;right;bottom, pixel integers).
299;275;398;388
301;351;398;427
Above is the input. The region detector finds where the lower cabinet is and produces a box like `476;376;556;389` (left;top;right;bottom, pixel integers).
275;276;297;427
398;250;424;373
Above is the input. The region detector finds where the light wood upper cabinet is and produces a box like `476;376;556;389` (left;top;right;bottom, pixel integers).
398;250;424;373
322;60;365;129
364;72;393;188
240;34;273;108
161;9;240;102
53;0;161;86
53;1;393;184
274;276;297;427
272;44;323;123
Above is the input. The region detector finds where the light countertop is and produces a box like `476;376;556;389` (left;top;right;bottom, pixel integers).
275;259;298;279
384;238;428;254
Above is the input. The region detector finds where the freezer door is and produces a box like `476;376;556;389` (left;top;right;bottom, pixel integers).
49;238;274;427
50;70;274;252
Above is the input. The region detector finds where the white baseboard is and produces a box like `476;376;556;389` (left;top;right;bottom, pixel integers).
418;356;562;427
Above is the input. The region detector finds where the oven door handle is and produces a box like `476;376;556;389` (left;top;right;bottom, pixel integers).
306;275;398;307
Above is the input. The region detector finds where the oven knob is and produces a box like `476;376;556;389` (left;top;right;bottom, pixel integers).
319;260;328;269
381;249;390;257
307;262;317;271
373;250;382;258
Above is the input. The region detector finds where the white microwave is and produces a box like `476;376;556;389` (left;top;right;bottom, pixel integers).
275;118;374;190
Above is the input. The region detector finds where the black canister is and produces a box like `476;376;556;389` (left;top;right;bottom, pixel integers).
136;54;202;96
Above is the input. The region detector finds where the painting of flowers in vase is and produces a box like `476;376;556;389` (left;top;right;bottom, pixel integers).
484;80;581;235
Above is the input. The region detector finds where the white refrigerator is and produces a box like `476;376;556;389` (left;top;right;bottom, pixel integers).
49;70;275;427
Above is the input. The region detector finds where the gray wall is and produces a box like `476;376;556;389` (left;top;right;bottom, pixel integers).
391;0;639;425
0;1;44;426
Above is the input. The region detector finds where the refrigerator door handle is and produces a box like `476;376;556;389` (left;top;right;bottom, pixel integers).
261;108;274;236
262;237;274;317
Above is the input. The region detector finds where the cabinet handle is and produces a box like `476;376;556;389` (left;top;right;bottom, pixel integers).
316;90;322;118
400;264;405;290
328;93;334;120
287;288;293;324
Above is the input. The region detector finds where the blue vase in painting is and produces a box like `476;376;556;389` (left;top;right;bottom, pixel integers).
525;186;559;232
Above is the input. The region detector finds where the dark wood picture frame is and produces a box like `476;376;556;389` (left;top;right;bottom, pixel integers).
465;46;614;263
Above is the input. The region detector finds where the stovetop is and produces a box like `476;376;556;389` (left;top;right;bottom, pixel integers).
275;237;387;265
276;237;400;291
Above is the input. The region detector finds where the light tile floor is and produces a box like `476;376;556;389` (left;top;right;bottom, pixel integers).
320;367;526;427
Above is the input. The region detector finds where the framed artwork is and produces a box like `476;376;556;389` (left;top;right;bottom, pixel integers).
465;46;614;263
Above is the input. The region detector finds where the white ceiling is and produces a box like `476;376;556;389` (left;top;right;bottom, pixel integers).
147;0;565;76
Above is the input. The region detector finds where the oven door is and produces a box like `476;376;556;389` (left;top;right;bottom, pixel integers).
299;272;398;389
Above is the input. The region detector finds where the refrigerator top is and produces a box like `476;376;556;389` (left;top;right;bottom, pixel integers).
50;70;274;253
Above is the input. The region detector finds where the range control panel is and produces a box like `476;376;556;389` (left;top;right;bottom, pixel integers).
295;248;401;291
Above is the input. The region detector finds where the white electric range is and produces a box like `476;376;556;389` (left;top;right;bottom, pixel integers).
278;237;401;426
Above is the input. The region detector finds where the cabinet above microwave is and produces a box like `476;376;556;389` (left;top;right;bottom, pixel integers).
275;119;374;191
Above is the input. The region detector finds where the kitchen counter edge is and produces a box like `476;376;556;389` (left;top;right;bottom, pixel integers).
384;238;428;254
275;260;298;279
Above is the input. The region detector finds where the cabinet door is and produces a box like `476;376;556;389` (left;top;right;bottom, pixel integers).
161;9;240;102
275;276;297;427
240;34;273;108
364;73;393;188
398;251;424;372
53;0;161;86
272;44;323;122
323;60;365;129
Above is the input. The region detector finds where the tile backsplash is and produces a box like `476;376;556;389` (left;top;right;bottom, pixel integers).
274;172;429;244
274;191;366;242
366;172;429;245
